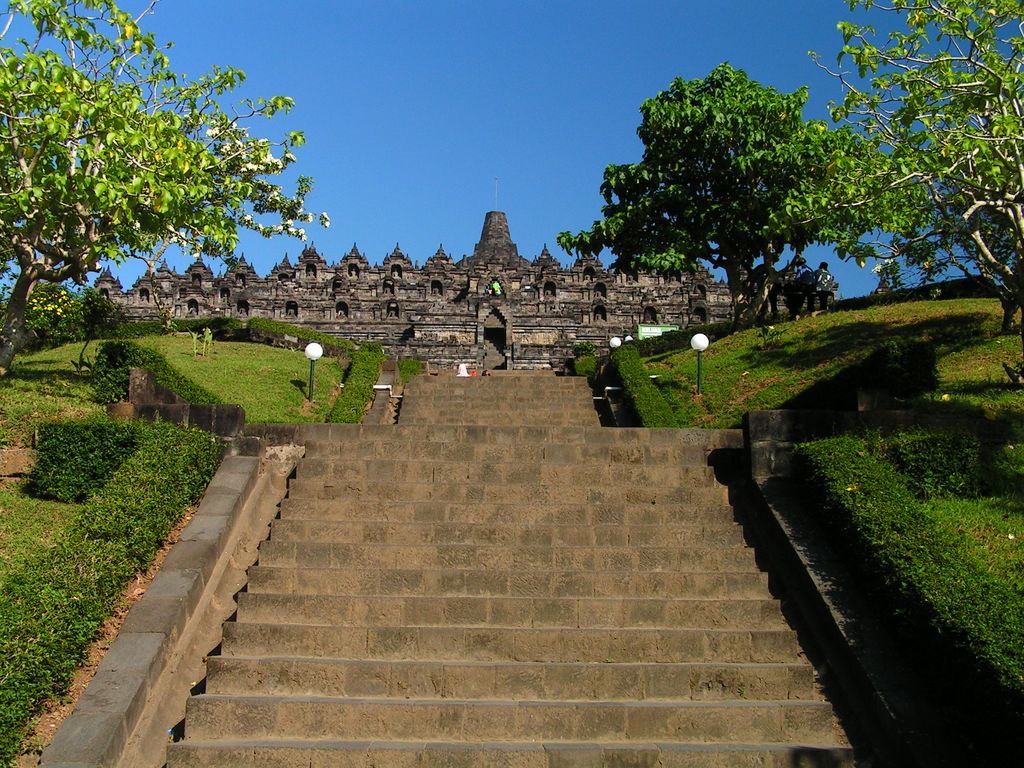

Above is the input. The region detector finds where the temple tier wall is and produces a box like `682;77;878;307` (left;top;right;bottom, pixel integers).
95;212;732;371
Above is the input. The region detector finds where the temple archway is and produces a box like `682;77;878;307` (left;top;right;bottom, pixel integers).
482;307;508;370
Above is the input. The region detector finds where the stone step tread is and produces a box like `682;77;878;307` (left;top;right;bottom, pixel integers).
246;566;773;599
276;499;735;524
205;657;819;701
166;740;854;768
284;483;727;504
222;623;804;664
181;695;840;743
267;520;747;546
167;739;855;768
234;593;788;630
292;464;714;485
294;457;714;472
302;443;709;464
285;424;742;447
256;541;760;572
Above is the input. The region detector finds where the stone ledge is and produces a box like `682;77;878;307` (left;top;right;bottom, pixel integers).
40;456;260;768
742;476;964;768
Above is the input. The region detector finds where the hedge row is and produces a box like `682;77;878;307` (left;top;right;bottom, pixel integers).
247;317;355;353
632;320;733;358
610;345;679;427
794;435;1024;750
571;354;598;388
0;421;220;765
30;417;144;502
113;317;243;339
91;340;222;405
327;343;386;423
398;358;422;386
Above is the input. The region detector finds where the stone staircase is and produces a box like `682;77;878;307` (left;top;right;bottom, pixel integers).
167;371;854;767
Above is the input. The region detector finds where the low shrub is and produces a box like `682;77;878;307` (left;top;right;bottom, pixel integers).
91;340;222;405
398;358;422;386
0;422;220;765
611;345;679;427
572;354;598;387
795;435;1024;752
247;317;355;354
861;339;938;397
633;320;733;358
327;343;385;423
113;317;242;339
30;417;143;502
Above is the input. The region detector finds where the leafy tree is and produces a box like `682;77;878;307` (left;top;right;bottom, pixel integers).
0;0;327;375
557;64;891;328
817;0;1024;361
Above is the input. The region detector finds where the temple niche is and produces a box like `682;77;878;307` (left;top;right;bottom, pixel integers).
96;211;732;371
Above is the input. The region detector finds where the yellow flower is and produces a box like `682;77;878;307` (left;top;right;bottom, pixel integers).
941;394;951;401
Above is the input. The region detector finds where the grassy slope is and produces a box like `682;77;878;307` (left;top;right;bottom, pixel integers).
131;336;347;423
647;299;1023;429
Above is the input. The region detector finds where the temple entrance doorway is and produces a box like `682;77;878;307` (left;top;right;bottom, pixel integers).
482;308;508;370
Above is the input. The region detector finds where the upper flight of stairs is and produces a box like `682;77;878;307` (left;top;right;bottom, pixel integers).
168;371;853;767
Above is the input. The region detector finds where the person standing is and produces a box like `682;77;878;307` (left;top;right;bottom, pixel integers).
812;262;838;311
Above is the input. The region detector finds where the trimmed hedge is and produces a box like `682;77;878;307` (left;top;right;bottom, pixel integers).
327;343;385;423
861;339;938;397
114;317;243;339
30;417;143;502
571;354;598;387
247;317;355;353
795;435;1024;752
611;345;679;427
633;320;733;358
0;422;220;765
398;358;422;386
91;340;222;405
877;430;981;499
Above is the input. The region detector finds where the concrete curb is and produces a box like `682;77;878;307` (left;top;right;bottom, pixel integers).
39;456;261;768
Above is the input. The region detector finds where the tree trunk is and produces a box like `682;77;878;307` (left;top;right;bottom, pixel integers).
0;269;38;376
723;258;770;330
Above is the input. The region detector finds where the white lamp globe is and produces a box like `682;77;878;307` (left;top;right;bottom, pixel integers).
690;333;710;352
609;336;622;349
304;342;324;361
624;335;634;343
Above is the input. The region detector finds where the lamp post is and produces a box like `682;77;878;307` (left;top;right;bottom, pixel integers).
690;333;709;394
304;342;324;402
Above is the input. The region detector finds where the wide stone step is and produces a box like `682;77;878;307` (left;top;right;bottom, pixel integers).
277;497;734;525
292;458;714;486
204;657;818;701
303;439;709;465
256;540;759;572
179;695;840;744
222;622;803;663
267;519;747;547
284;479;725;505
234;594;788;630
246;566;774;599
284;423;742;449
167;739;855;768
400;413;601;427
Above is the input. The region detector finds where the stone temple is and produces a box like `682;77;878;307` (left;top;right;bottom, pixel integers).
96;211;732;370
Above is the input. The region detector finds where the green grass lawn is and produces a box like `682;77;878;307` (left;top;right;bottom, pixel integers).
0;344;103;448
646;299;1023;428
0;485;76;582
134;335;347;423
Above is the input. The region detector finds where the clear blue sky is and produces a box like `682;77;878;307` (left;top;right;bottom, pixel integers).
110;0;889;298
